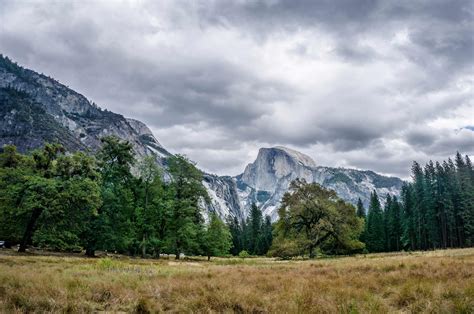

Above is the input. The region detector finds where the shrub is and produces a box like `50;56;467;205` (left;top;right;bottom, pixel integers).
238;250;250;258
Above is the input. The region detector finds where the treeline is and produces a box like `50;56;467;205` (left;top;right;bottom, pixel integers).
362;152;474;252
1;139;471;259
0;138;232;260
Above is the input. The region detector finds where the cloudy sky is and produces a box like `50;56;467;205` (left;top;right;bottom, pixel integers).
1;0;473;178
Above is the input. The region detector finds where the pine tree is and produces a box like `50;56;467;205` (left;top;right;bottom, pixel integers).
356;198;367;245
366;191;385;252
248;203;263;254
401;184;416;250
226;216;243;255
356;198;366;218
456;152;474;246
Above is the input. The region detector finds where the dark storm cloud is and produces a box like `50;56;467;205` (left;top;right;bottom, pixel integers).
405;127;474;156
199;1;472;59
0;0;472;177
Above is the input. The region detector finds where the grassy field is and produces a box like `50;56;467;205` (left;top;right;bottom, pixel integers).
0;249;473;313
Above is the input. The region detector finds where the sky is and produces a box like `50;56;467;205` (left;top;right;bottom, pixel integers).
0;0;473;179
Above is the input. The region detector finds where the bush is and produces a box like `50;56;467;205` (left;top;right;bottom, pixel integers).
238;250;250;258
267;238;300;259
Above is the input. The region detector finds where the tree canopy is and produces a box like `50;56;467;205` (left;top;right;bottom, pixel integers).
270;179;364;258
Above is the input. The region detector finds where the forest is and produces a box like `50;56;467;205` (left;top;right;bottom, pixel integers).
0;137;472;259
0;137;232;260
361;152;474;253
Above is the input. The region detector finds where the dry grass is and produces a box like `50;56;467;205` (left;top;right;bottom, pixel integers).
0;249;473;313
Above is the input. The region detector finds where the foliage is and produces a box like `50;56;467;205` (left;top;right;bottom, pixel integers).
0;140;215;258
1;140;470;260
226;203;273;256
203;213;232;260
365;191;385;252
0;144;101;252
238;250;250;258
270;179;365;258
364;151;474;253
166;154;209;259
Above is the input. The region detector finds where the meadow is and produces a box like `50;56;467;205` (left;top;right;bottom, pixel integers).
0;249;473;313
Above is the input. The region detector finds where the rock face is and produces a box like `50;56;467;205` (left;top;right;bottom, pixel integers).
232;147;403;221
0;55;170;162
203;147;403;222
0;54;404;222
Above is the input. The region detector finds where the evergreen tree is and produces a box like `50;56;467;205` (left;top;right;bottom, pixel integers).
356;198;366;218
258;216;273;255
226;216;243;255
383;194;392;251
248;203;263;254
401;183;416;250
456;152;474;246
356;198;367;245
365;191;385;252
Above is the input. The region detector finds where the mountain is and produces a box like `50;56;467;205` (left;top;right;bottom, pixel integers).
204;147;403;221
0;55;170;163
0;54;403;222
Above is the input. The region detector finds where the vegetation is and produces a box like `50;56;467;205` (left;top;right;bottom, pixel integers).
270;179;364;258
226;203;273;256
0;139;472;261
0;137;231;260
362;153;474;253
0;249;472;312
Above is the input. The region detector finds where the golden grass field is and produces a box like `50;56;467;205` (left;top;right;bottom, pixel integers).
0;249;473;313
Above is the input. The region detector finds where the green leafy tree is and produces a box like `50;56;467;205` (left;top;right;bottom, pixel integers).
166;154;208;259
0;144;101;252
270;179;364;258
203;213;232;260
84;136;136;256
135;156;165;258
33;152;101;251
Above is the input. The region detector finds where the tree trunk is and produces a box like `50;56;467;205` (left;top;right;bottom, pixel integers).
18;207;42;253
85;247;95;257
141;235;147;258
309;246;315;259
208;255;211;261
175;250;180;260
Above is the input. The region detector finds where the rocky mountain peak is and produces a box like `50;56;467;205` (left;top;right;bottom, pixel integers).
240;146;316;193
272;146;316;168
